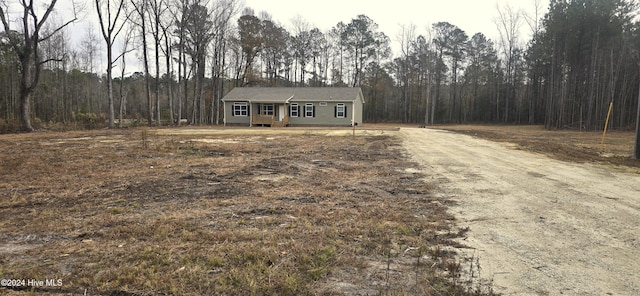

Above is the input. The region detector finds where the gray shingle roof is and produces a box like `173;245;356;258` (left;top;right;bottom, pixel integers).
221;87;364;103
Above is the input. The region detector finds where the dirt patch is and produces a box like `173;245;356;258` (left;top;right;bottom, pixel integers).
0;128;491;295
401;127;640;295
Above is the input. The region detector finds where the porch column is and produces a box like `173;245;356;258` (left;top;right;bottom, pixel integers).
352;101;356;126
249;100;253;127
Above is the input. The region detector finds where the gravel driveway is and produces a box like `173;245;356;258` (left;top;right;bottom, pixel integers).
400;128;640;295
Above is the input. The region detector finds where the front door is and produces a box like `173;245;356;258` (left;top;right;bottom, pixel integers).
279;105;285;121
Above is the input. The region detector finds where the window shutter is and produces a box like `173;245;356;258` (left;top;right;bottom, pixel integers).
334;106;337;117
345;106;348;118
313;106;316;117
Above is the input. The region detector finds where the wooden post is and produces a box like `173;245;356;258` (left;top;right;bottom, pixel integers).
600;101;614;151
634;84;640;159
352;101;356;137
352;119;355;137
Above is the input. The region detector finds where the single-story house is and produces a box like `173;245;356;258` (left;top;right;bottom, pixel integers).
221;87;364;127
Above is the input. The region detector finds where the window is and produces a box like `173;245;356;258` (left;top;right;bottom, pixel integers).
290;104;299;117
233;102;248;116
335;103;346;118
304;103;315;117
260;104;274;116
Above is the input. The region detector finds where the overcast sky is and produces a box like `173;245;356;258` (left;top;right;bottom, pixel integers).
243;0;549;47
46;0;549;73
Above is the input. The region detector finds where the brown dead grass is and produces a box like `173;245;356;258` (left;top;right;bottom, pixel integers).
434;125;639;171
0;128;493;295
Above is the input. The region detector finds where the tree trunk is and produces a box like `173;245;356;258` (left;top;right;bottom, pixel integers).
152;11;161;126
177;42;183;126
118;66;126;129
118;32;130;129
155;45;161;126
107;44;115;128
135;1;152;127
198;55;206;124
19;88;34;132
182;51;188;125
634;80;640;159
18;50;35;132
165;38;174;126
217;40;226;125
191;61;197;124
211;43;219;125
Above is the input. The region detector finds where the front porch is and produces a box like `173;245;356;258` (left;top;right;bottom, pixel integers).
251;114;289;127
251;103;289;127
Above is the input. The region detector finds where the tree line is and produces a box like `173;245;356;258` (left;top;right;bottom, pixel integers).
1;0;639;132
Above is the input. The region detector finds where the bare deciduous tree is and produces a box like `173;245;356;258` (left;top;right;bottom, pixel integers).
147;0;166;126
0;0;78;131
397;23;416;123
159;0;174;125
118;24;135;128
495;3;523;123
130;0;152;126
210;0;241;124
95;0;128;128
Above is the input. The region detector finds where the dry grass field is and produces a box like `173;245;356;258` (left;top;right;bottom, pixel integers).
436;125;639;170
0;127;493;295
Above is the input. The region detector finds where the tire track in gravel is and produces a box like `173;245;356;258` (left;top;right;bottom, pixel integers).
400;128;640;295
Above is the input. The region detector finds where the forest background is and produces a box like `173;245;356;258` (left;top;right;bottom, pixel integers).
1;0;640;133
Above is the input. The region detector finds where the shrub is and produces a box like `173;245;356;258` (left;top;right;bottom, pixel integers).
73;112;107;129
0;119;21;133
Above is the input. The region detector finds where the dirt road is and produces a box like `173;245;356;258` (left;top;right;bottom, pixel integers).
400;128;640;295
